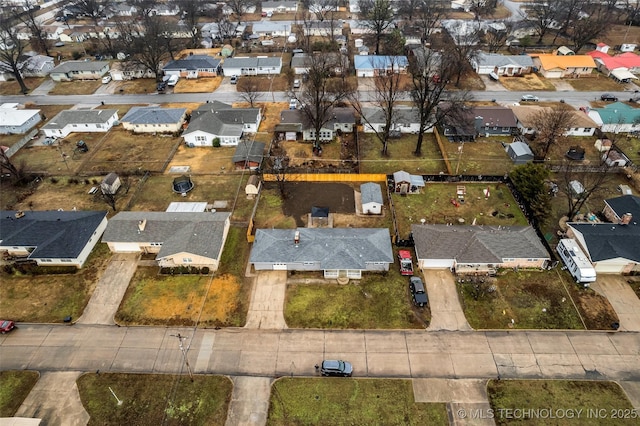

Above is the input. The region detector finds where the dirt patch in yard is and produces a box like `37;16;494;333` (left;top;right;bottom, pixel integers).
500;74;556;91
565;282;620;330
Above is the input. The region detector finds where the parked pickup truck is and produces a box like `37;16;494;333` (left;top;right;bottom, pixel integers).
398;250;414;276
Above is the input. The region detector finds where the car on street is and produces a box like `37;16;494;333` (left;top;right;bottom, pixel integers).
520;94;539;102
0;320;16;334
601;93;618;102
321;360;353;377
409;276;428;308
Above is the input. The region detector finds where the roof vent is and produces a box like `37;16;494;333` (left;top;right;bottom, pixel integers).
294;230;300;245
138;219;147;231
15;211;25;219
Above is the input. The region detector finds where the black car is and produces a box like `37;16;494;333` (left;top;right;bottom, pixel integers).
157;82;167;92
409;277;428;307
601;94;618;102
321;360;353;377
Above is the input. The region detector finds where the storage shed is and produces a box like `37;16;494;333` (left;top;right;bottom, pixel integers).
246;175;261;197
360;182;383;215
506;141;534;164
101;172;121;195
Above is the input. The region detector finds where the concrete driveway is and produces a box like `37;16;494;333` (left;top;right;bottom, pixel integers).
29;79;55;96
76;253;139;325
590;275;640;332
225;376;272;426
15;371;89;426
425;270;473;331
245;271;288;329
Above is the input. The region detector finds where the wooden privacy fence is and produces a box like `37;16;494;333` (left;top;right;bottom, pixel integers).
262;173;387;182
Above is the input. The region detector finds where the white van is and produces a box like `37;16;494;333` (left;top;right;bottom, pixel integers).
166;75;179;86
261;39;274;46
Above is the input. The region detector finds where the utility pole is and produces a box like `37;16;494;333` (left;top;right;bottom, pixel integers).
170;333;194;382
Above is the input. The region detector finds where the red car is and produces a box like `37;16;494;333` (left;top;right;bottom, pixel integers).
398;250;414;276
0;320;16;334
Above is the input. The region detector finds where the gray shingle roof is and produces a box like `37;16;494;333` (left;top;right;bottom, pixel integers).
569;222;640;263
232;141;266;164
411;224;549;263
163;55;221;71
475;52;533;68
42;109;118;129
222;57;282;69
250;228;393;269
363;106;420;125
0;210;107;259
121;106;186;125
604;195;640;218
51;60;109;73
102;212;230;260
361;182;383;205
185;102;260;137
508;141;533;157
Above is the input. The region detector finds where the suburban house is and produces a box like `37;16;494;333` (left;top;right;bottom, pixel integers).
232;141;266;170
249;228;394;279
112;3;137;16
49;61;110;82
588;102;640;133
0;104;41;135
362;107;425;135
411;224;550;273
102;211;231;270
183;101;261;147
291;52;347;75
42;109;119;138
0;210;108;268
163;55;221;79
251;22;291;38
221;57;282;76
393;170;425;194
360;182;383;215
261;1;298;13
150;3;180;15
587;50;640;83
440;106;517;141
470;52;533;76
565;195;640;274
275;108;356;141
0;54;54;81
109;62;156;80
354;55;409;77
509;105;599;136
120;106;187;133
506;140;534;164
302;21;343;37
528;54;596;78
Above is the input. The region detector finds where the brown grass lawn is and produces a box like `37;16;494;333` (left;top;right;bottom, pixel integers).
442;137;514;175
114;79;158;95
80;128;181;174
48;80;102;95
129;174;255;221
257;101;289;132
392;182;528;238
566;74;626;92
542;136;603;166
0;244;112;322
163;102;204;114
499;74;556;91
4;175;141;213
173;76;222;93
277;139;343;168
615;136;640;164
167;145;237;174
602;23;640;50
358;133;447;174
10;138;95;174
0;104;68;148
0;78;45;95
236;75;290;93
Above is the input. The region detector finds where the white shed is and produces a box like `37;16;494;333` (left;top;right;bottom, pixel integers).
101;172;121;195
246;175;261;197
360;182;383;215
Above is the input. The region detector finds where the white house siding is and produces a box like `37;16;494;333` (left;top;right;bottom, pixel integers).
122;121;184;133
183;130;240;147
419;259;456;269
357;69;375;78
303;128;333;141
540;69;563;79
0;114;41;134
565;127;596;137
362;201;382;215
157;251;219;269
593;258;630;274
43;114;117;138
107;242;145;252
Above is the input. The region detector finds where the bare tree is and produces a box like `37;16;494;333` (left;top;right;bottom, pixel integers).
217;16;237;42
569;3;613;52
237;78;263;107
268;142;290;199
397;0;423;21
73;0;109;25
15;1;50;56
350;56;405;156
408;47;472;155
526;0;562;44
559;164;614;219
0;11;30;94
177;0;201;48
100;176;129;212
552;0;581;45
529;105;575;160
0;147;24;181
483;21;512;53
294;53;355;150
446;21;481;87
413;0;447;43
309;0;338;22
358;0;395;55
226;0;250;22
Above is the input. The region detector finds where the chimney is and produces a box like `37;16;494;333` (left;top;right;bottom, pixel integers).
620;213;632;225
294;230;300;245
138;219;147;231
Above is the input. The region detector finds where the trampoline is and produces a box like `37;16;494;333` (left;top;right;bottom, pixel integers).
172;175;194;194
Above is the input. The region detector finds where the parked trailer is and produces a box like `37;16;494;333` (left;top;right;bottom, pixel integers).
556;239;596;285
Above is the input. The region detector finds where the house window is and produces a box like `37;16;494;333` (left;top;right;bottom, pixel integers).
73;124;78;127
502;127;509;131
195;136;207;142
42;259;52;262
150;242;162;246
493;126;498;130
584;128;591;132
61;259;72;262
503;258;515;262
183;258;192;263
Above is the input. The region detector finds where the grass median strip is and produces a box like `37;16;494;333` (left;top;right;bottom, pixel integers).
0;371;39;417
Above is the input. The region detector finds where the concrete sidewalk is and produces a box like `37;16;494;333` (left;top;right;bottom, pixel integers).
245;271;287;329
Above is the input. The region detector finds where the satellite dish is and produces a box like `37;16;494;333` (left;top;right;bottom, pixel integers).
420;218;426;225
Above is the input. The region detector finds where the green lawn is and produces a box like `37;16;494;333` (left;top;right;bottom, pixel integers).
615;136;640;164
77;373;232;426
358;133;447;174
392;182;528;238
0;371;39;417
487;380;638;426
268;378;448;425
0;244;112;323
116;226;250;327
442;137;514;176
457;270;585;330
285;268;429;329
